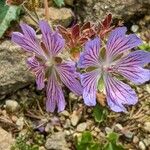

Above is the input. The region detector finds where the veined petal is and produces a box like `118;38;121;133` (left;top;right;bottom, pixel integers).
56;62;82;95
104;74;138;112
39;21;65;56
39;20;52;55
78;37;101;68
20;23;37;39
116;50;150;67
46;73;66;112
81;69;101;106
117;66;150;84
12;26;45;57
106;27;142;61
27;56;45;90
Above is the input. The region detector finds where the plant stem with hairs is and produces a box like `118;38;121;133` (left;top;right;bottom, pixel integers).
44;0;49;21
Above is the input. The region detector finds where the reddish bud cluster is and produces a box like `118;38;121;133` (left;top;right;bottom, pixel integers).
57;14;114;60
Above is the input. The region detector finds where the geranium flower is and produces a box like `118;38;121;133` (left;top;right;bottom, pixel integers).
78;27;150;112
12;21;82;112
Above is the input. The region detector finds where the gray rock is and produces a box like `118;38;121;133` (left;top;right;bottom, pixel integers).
77;0;150;23
0;41;34;99
5;99;20;112
45;132;69;150
0;127;15;150
23;7;73;28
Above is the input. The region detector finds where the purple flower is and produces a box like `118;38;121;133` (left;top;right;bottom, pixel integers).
78;27;150;112
12;21;82;112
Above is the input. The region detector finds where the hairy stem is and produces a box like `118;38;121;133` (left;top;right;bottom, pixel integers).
44;0;49;21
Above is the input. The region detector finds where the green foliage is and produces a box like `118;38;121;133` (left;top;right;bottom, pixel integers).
0;0;21;38
139;43;150;52
97;77;105;92
103;132;124;150
76;131;124;150
93;104;108;123
53;0;64;7
11;136;39;150
76;131;102;150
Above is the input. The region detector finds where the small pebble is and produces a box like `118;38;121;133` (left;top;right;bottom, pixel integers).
131;24;139;32
60;110;70;117
69;92;78;101
143;122;150;133
64;130;70;136
39;146;46;150
70;111;81;126
76;122;87;132
145;85;150;94
143;138;150;147
64;119;71;129
87;108;92;113
94;127;100;132
139;141;146;150
105;127;113;134
124;131;134;139
55;125;63;131
133;136;139;144
114;123;123;131
5;100;20;112
11;115;18;123
45;123;52;132
91;130;97;137
16;117;24;130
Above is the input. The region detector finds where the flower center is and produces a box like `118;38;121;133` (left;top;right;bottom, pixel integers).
45;59;53;67
102;63;115;73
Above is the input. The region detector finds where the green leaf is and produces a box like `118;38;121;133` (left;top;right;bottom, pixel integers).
0;0;21;37
76;131;102;150
103;143;124;150
107;132;119;143
93;104;108;123
80;131;93;143
53;0;64;7
103;132;124;150
97;77;105;92
138;43;150;52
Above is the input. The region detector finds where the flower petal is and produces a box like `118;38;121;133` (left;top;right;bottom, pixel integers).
27;56;45;90
106;27;142;61
78;37;101;68
12;24;45;57
39;21;65;56
117;66;150;84
46;73;66;112
39;20;52;55
104;74;138;112
81;69;101;106
116;50;150;67
56;62;82;95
